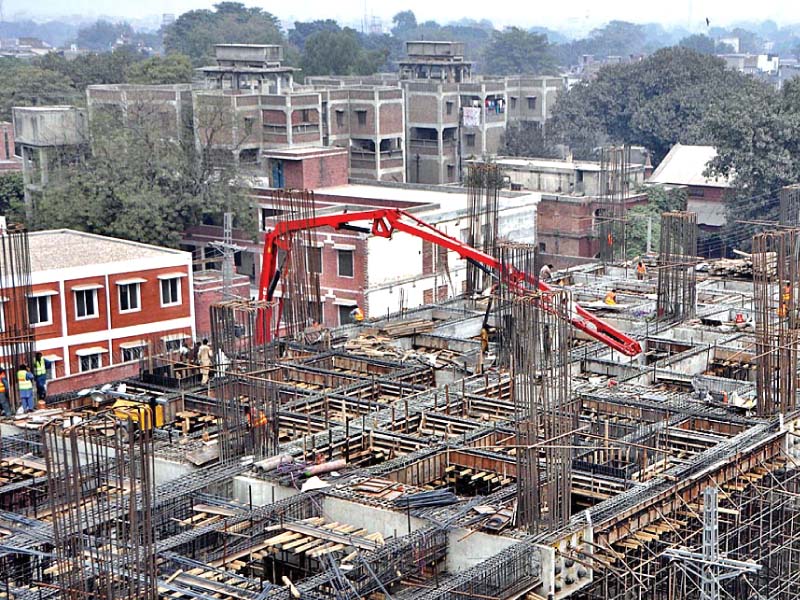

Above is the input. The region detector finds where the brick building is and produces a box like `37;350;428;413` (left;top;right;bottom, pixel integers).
12;230;195;394
0;122;21;172
648;144;732;229
489;155;649;261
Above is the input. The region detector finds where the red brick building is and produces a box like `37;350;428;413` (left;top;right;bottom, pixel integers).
0;121;21;172
648;144;732;229
12;230;195;393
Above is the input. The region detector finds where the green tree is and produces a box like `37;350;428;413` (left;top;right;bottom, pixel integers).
76;20;134;51
678;34;717;55
36;47;144;91
35;108;255;248
301;29;386;77
126;54;194;85
0;62;77;120
500;122;560;158
289;20;340;50
551;47;759;163
625;186;687;258
163;2;285;66
391;11;417;39
483;28;554;75
0;171;25;219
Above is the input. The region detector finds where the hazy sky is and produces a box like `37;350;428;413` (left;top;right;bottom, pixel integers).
11;0;800;32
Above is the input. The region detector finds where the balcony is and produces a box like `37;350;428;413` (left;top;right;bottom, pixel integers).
350;148;377;171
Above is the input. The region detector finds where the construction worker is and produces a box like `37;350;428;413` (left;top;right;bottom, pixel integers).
539;264;554;282
604;290;617;306
32;352;52;402
636;261;647;281
350;306;364;323
778;283;792;318
0;368;10;417
16;364;35;413
197;338;213;385
244;406;267;428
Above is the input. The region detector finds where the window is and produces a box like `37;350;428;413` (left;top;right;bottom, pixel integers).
118;283;141;312
337;249;354;277
510;97;517;109
121;345;145;362
164;338;183;352
466;133;475;147
539;242;547;252
446;101;454;115
335;110;344;127
28;295;51;326
307;246;322;274
527;97;537;110
338;305;355;326
356;110;367;126
79;353;101;372
75;289;98;319
301;109;310;122
160;278;181;307
447;165;455;179
244;116;254;136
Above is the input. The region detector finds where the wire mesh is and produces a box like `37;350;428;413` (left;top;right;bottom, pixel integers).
656;211;698;321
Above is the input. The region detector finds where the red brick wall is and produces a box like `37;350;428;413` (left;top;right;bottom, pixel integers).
263;110;287;124
0;122;15;160
48;362;140;396
379;104;403;135
108;267;191;330
64;276;108;336
320;153;348;187
194;278;251;339
29;283;62;339
283;160;305;189
280;153;349;189
291;108;319;124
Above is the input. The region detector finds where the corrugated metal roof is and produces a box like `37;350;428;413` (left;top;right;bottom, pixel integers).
648;144;732;188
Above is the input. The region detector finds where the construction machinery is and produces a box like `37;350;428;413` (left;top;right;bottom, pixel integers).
258;208;642;357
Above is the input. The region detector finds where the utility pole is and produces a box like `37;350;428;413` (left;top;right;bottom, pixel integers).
210;212;244;300
646;216;652;254
665;486;760;600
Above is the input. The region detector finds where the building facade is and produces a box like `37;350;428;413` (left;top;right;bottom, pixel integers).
11;230;195;393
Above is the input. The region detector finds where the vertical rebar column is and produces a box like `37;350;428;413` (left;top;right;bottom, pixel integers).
657;212;698;321
466;164;502;295
598;146;630;264
495;242;539;368
753;229;800;416
511;289;573;533
211;299;279;463
0;222;35;403
779;184;800;226
277;189;322;337
42;413;158;599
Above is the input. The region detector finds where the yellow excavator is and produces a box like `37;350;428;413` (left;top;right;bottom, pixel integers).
78;383;165;430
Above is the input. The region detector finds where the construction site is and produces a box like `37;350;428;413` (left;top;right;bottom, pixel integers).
4;171;800;600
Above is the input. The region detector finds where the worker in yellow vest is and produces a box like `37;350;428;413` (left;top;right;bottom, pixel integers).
33;352;52;402
604;290;618;306
0;368;10;417
350;306;364;323
16;365;35;413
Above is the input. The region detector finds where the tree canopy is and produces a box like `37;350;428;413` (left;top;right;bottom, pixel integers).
34;110;255;248
483;28;554;75
0;61;76;120
550;47;761;163
301;28;387;77
163;2;285;66
126;54;194;85
76;20;134;51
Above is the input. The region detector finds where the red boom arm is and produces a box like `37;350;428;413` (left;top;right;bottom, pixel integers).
258;208;641;357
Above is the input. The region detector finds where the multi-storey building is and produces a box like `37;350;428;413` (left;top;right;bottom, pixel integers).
14;230;195;393
198;44;296;94
13;106;87;211
0;122;21;172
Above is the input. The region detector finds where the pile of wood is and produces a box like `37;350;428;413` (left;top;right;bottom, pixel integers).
175;410;217;434
379;318;435;337
705;250;777;279
176;503;244;529
350;477;421;502
0;456;47;485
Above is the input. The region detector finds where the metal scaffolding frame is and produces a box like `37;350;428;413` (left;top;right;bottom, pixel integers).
779;184;800;226
598;146;631;264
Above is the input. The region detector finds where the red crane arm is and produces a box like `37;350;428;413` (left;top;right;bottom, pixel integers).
258;208;641;356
